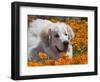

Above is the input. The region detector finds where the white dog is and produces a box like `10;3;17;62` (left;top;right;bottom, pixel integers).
28;19;75;61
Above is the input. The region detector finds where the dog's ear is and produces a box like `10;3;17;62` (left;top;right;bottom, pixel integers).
67;25;75;40
48;29;52;45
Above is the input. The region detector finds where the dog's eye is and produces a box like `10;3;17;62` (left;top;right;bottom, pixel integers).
54;34;59;38
65;33;68;36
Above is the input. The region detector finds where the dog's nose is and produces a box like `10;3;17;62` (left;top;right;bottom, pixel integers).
63;41;69;45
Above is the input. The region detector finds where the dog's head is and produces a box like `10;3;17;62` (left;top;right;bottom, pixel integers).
41;22;74;53
49;22;74;53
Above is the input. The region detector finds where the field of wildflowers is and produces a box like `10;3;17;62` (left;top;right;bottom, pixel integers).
28;16;88;66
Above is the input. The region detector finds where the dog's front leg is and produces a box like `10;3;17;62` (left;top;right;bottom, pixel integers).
67;44;73;59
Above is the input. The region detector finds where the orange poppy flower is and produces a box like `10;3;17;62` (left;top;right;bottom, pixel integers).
38;52;47;59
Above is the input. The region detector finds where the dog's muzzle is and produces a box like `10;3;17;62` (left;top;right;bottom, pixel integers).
63;41;69;46
55;41;69;52
63;41;69;52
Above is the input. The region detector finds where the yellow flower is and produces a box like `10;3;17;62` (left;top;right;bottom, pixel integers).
38;52;47;59
44;60;54;65
27;60;43;66
55;58;66;65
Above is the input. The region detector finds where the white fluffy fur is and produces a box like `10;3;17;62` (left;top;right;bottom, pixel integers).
28;19;75;61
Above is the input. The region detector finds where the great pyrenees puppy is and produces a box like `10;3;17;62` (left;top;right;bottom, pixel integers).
28;19;75;61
